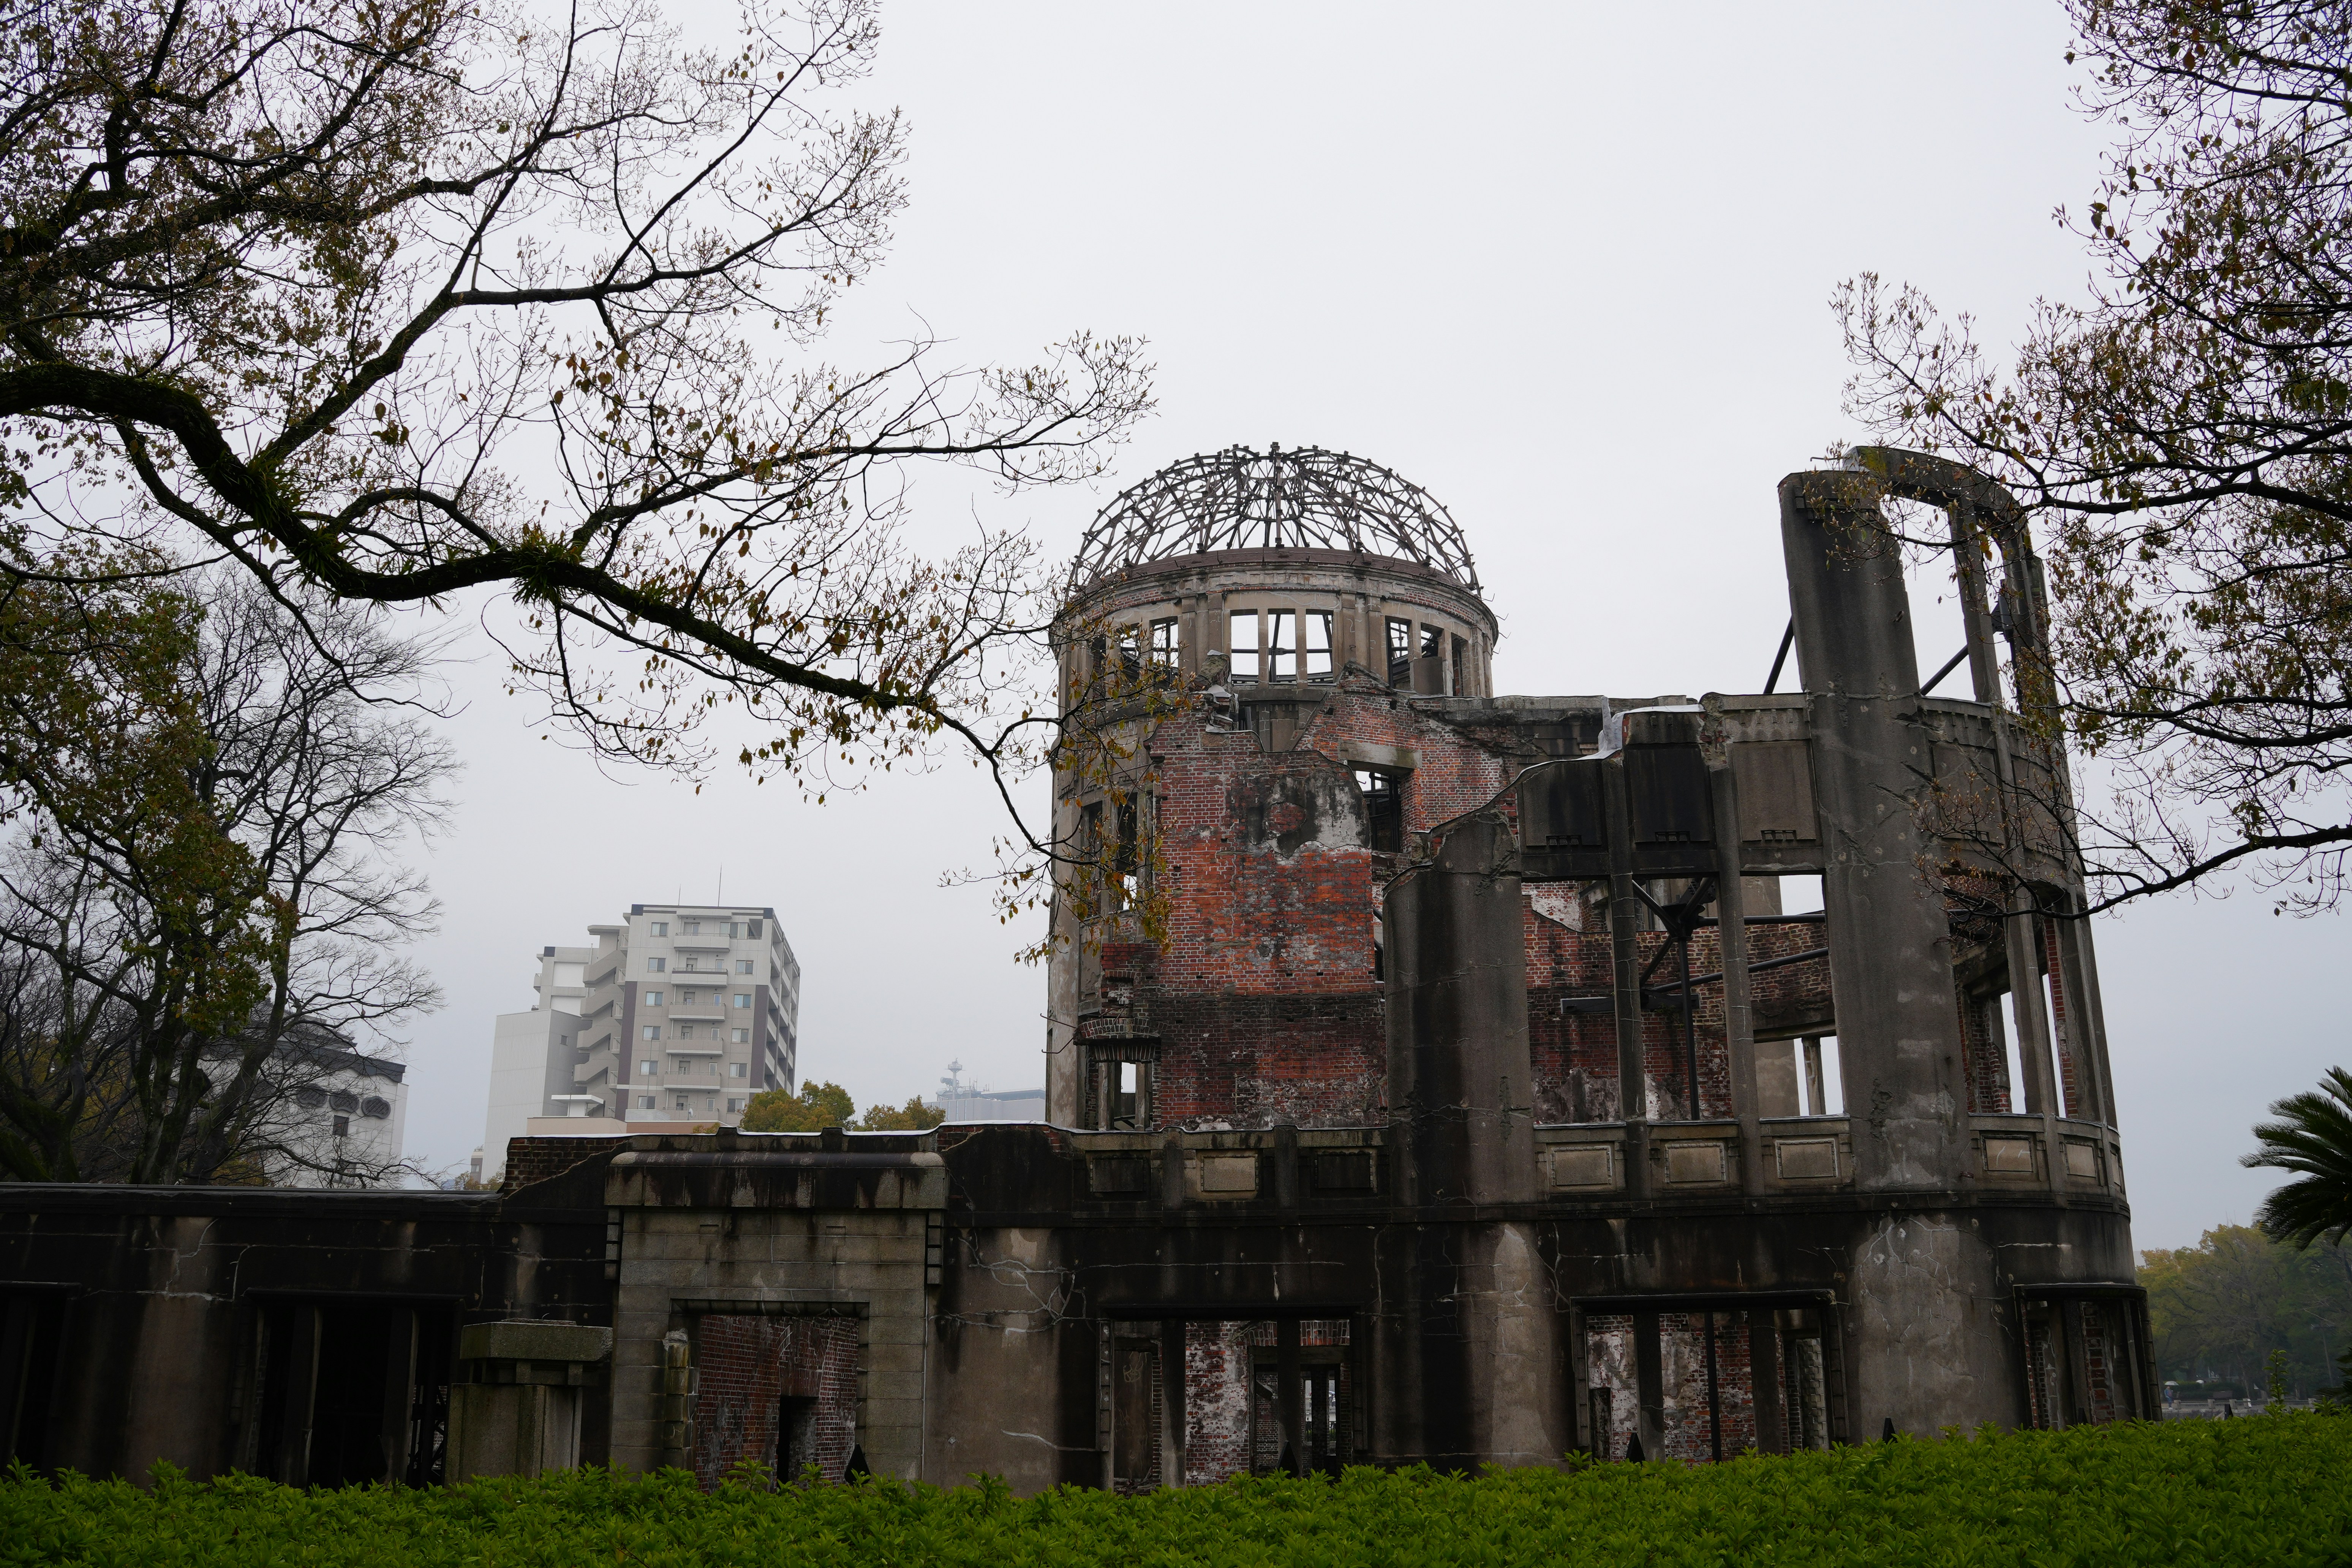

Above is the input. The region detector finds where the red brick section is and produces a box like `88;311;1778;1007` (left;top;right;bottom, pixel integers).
690;1314;858;1489
1658;1310;1757;1462
500;1136;622;1192
1122;682;1842;1131
2080;1302;2115;1423
1524;912;1833;1124
1182;1321;1252;1484
1957;989;2017;1114
2045;919;2085;1116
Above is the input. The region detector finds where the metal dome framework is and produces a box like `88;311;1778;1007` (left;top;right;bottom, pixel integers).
1069;445;1480;595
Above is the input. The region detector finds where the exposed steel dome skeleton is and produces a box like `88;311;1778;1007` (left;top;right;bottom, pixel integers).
1068;444;1481;595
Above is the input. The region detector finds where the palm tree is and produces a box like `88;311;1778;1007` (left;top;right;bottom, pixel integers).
2244;1069;2352;1249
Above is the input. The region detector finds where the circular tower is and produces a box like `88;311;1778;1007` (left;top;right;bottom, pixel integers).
1045;444;1503;1131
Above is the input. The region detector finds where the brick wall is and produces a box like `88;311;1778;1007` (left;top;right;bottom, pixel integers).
501;1136;621;1192
690;1314;858;1489
1117;682;1845;1133
1659;1311;1756;1461
1958;990;2016;1114
1183;1321;1253;1484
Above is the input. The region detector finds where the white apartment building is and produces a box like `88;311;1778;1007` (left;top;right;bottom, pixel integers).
481;904;799;1178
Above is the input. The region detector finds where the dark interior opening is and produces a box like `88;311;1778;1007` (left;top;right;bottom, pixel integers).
1356;769;1403;854
775;1394;819;1482
0;1291;66;1471
250;1299;452;1487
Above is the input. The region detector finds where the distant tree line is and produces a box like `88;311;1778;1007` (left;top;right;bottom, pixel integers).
2142;1225;2352;1397
2155;1067;2352;1397
741;1080;944;1134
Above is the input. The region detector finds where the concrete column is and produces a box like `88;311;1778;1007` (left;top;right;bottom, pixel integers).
446;1320;613;1479
1602;759;1651;1162
1778;469;1966;1191
1383;812;1535;1208
1703;712;1763;1192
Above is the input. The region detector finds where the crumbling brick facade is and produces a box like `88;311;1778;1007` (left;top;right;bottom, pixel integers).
689;1314;859;1488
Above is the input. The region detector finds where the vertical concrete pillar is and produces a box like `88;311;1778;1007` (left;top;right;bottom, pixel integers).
1702;702;1763;1192
1778;469;1966;1190
1379;812;1565;1472
1781;469;2003;1438
1383;812;1536;1208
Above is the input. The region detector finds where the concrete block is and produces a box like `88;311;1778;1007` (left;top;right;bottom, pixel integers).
460;1320;614;1364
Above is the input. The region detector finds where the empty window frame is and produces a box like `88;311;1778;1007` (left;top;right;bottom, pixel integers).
1305;612;1334;680
1149;617;1179;667
1386;618;1413;686
1229;611;1260;682
1265;610;1297;682
1451;634;1468;696
1355;768;1404;854
1114;624;1143;677
1419;623;1443;660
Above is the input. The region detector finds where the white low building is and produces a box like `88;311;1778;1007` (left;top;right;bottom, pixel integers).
269;1034;410;1187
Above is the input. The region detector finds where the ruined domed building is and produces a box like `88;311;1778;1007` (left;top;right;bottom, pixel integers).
0;446;2143;1492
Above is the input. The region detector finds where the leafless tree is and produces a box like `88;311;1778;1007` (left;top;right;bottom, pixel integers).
0;569;451;1183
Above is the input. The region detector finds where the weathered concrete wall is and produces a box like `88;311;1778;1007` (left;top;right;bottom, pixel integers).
602;1137;943;1484
0;1184;607;1482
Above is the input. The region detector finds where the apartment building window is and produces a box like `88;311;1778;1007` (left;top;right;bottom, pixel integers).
681;920;700;934
1229;610;1258;682
736;959;753;974
732;993;750;1009
644;991;664;1006
746;919;762;937
675;1095;691;1111
1306;611;1334;680
727;1097;746;1113
332;1115;350;1138
647;957;665;972
650;921;669;936
679;988;697;1004
1386;618;1413;685
1266;610;1296;681
642;1025;661;1041
640;1060;658;1076
732;1027;749;1043
1149;617;1179;667
730;1062;748;1078
639;1094;656;1110
677;1025;695;1040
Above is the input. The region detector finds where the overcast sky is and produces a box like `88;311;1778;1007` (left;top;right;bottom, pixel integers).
392;0;2340;1250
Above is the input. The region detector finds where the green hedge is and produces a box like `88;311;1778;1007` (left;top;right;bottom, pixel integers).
7;1417;2352;1567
